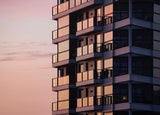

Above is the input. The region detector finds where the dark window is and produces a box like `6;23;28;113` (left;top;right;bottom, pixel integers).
114;84;128;104
132;0;153;21
132;29;153;49
132;84;153;104
114;29;128;49
114;0;129;21
132;56;153;77
113;57;128;76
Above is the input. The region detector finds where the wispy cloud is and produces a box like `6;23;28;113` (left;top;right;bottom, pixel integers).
0;41;53;62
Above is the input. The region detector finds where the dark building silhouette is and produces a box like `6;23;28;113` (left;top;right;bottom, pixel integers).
52;0;160;115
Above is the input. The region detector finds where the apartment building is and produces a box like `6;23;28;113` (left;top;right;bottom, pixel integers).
52;0;160;115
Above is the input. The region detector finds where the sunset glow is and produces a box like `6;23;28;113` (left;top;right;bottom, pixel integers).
0;0;56;115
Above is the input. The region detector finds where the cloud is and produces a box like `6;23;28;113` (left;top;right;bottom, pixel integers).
0;41;53;62
0;57;14;62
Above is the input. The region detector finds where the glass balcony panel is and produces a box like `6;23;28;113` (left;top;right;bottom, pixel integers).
88;44;94;53
83;19;88;29
89;97;94;106
77;47;82;56
76;0;81;6
53;78;57;87
77;98;82;107
52;6;57;15
77;21;82;31
53;54;58;63
58;76;69;86
70;0;75;8
88;70;94;80
53;102;57;111
58;101;69;110
83;45;88;55
83;71;88;81
82;0;87;4
88;17;94;27
77;72;82;82
52;30;57;39
58;51;69;61
58;26;69;37
96;44;102;52
58;2;69;13
83;97;88;106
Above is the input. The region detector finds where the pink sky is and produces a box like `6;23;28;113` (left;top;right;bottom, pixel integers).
0;0;57;115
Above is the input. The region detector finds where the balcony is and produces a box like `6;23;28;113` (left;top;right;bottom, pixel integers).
76;96;102;112
52;76;75;91
76;16;103;36
76;43;102;61
52;0;103;19
76;69;103;86
52;28;76;44
52;51;75;67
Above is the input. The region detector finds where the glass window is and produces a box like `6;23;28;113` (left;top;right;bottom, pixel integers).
104;31;113;42
58;100;69;110
96;34;102;43
153;58;160;68
104;4;113;24
153;85;160;105
97;60;103;70
58;15;69;28
104;112;113;115
104;58;113;68
97;86;103;96
58;26;69;37
132;56;152;77
153;68;160;78
114;29;128;49
104;85;113;95
58;89;69;101
104;4;113;16
132;83;152;104
114;0;129;21
114;57;128;76
132;0;153;21
132;29;152;49
58;40;69;53
114;83;128;104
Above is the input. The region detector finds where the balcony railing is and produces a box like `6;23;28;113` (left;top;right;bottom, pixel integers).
52;0;93;15
77;96;102;108
52;26;69;40
77;43;102;56
77;16;102;31
77;69;103;82
52;75;69;87
52;101;69;111
52;51;69;63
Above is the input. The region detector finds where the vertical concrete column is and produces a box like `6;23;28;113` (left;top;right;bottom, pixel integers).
129;0;132;19
129;110;132;115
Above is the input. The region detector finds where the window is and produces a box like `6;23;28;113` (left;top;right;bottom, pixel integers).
58;89;69;101
153;85;160;105
114;29;128;49
97;86;103;96
114;56;128;76
132;83;152;104
104;4;113;24
114;0;129;21
58;40;69;53
132;29;152;49
132;0;153;21
58;15;69;28
114;84;128;104
132;56;152;77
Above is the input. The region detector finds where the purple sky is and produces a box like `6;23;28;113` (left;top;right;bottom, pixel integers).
0;0;57;115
